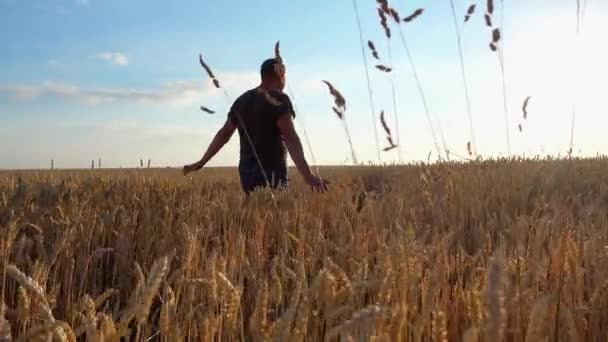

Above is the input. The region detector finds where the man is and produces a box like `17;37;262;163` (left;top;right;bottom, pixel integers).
183;58;328;194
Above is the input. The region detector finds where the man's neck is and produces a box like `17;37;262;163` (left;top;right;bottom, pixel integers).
259;82;281;92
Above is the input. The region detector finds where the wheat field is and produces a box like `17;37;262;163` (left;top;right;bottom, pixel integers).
1;158;607;341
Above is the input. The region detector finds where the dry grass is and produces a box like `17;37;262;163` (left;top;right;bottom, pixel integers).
1;158;608;340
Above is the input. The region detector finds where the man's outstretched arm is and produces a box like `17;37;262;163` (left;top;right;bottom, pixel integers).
277;115;328;191
183;119;236;175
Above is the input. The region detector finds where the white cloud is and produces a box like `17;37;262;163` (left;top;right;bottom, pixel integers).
0;81;197;105
0;72;260;107
62;120;207;140
95;52;129;66
1;85;41;100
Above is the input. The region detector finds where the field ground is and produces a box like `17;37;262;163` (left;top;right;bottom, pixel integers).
1;158;608;341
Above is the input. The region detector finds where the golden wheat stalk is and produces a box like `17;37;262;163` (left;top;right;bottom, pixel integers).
325;305;385;341
483;248;504;342
159;285;176;337
321;80;346;112
389;8;400;23
377;7;391;38
117;256;169;334
376;0;390;14
199;54;221;89
449;0;477;156
14;321;64;342
0;304;12;342
321;80;357;163
6;265;67;341
379;110;398;152
525;295;553;342
396;20;446;161
352;0;383;161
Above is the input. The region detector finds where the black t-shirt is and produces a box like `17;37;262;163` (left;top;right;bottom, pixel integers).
228;88;295;173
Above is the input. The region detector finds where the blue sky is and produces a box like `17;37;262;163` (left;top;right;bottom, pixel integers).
1;0;607;169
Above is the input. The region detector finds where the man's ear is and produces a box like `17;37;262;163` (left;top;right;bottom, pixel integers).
273;62;285;78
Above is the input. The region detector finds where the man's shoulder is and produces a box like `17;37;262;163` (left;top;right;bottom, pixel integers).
237;88;293;116
237;88;257;101
253;88;292;108
267;90;294;117
267;90;290;102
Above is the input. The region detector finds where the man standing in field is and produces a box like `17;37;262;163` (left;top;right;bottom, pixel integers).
183;58;328;194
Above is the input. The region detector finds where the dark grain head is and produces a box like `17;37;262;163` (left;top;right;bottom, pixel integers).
375;65;392;73
403;8;424;23
492;28;501;43
485;14;493;27
200;106;216;114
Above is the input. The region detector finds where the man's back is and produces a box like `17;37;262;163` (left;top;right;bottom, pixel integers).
228;88;295;174
183;57;327;193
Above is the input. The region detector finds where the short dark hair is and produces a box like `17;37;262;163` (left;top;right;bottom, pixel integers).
260;58;280;79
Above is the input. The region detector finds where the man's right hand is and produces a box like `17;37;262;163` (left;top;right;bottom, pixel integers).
304;174;329;192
